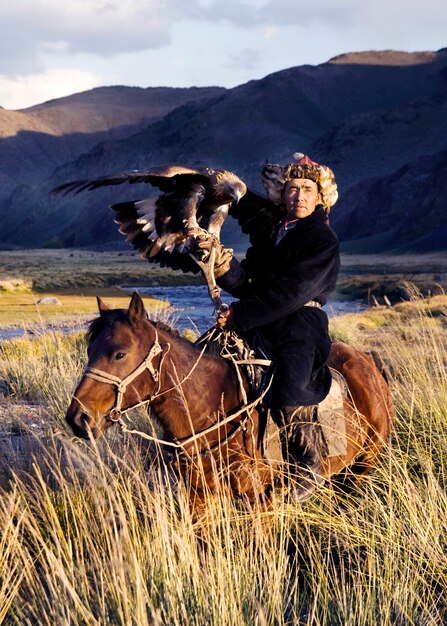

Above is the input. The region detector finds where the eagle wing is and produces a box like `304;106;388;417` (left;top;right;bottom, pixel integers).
52;163;209;195
229;187;284;245
113;185;281;271
112;195;203;274
52;164;279;274
52;163;242;275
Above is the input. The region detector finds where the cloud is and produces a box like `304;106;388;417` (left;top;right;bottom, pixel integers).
0;68;99;110
262;26;280;41
193;0;257;27
255;0;362;27
1;0;446;110
2;0;446;78
193;0;363;28
225;48;261;72
196;0;447;35
0;0;195;75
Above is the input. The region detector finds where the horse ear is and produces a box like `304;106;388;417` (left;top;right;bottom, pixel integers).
128;291;147;323
97;297;111;315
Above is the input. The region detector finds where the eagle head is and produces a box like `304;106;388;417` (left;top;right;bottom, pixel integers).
215;171;247;204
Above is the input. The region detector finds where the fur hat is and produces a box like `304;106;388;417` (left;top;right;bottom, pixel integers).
261;153;338;212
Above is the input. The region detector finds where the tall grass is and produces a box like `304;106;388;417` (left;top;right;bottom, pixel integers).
0;330;87;418
0;304;446;625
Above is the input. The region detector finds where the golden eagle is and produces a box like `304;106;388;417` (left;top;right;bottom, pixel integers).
53;162;286;308
53;163;256;307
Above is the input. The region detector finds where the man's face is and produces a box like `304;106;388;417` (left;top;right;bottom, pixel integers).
283;178;321;220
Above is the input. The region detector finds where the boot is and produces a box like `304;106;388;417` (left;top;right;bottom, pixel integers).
272;406;325;502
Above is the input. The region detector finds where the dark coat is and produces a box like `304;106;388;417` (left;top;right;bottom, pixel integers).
226;206;340;408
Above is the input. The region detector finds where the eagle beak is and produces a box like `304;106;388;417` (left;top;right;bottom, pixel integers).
232;189;243;203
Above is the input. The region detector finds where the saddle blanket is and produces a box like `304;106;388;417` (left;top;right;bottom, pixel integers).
263;368;348;464
318;368;348;457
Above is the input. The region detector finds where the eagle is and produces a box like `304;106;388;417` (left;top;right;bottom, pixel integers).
53;163;279;308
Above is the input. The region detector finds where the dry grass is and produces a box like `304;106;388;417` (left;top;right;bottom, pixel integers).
0;300;446;623
0;291;167;328
329;294;447;348
0;279;33;294
0;248;197;331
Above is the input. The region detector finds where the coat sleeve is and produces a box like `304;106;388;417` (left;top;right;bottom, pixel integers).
217;229;276;296
231;235;340;332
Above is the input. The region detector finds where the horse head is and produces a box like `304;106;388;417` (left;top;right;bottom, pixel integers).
66;292;163;439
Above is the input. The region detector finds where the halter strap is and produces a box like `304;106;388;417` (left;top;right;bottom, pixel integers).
82;331;163;421
114;380;273;459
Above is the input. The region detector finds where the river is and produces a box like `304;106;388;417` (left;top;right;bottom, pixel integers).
122;285;366;334
0;285;366;341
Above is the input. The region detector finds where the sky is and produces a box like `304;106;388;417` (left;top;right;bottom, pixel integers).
0;0;446;110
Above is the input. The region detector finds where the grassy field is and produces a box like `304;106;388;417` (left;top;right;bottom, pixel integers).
0;289;170;328
334;252;447;303
0;293;446;624
0;249;203;293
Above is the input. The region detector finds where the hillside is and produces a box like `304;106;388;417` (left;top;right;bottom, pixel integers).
0;49;446;251
0;85;224;205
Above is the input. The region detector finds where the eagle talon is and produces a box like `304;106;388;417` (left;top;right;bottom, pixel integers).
188;231;218;262
185;226;209;238
195;249;210;262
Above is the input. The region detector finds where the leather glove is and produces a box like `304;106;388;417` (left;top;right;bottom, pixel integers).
191;233;233;278
216;304;236;330
214;245;234;278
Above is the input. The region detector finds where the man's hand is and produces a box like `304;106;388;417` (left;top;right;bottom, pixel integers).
216;304;235;330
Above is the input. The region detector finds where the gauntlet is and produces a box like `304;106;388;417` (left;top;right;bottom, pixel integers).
191;234;233;277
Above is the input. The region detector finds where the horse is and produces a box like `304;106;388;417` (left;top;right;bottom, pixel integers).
66;292;394;511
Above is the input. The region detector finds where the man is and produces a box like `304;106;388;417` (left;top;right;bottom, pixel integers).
211;153;340;501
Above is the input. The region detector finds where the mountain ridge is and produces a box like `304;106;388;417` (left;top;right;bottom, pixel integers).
0;49;446;252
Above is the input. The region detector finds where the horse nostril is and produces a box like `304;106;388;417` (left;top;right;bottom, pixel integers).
77;412;94;435
66;406;93;439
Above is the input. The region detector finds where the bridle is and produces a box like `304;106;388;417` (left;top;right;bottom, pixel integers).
74;328;273;461
80;331;164;422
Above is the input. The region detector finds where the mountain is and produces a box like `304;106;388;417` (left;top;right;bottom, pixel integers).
0;49;446;251
0;85;224;204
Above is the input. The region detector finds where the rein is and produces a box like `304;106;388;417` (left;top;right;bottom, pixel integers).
115;381;272;459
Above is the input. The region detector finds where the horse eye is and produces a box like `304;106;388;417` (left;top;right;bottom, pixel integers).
115;352;126;360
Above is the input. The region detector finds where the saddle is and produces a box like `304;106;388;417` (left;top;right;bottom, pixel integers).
195;326;272;398
263;368;348;465
195;327;348;464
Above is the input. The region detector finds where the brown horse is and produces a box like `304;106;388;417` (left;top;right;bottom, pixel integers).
66;293;394;507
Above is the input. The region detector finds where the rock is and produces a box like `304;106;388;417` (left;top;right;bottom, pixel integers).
36;297;62;305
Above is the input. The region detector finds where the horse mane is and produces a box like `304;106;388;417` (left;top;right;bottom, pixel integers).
87;310;132;344
151;320;182;339
151;319;220;358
